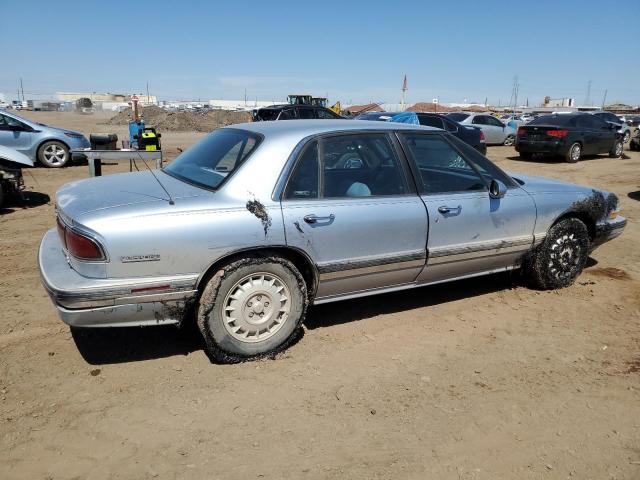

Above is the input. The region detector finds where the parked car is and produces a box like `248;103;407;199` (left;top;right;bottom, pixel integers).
0;110;90;167
354;112;400;121
592;111;632;143
252;104;344;121
386;111;487;154
516;113;623;162
0;145;33;208
625;115;640;127
629;128;640;151
446;112;517;145
39;120;626;363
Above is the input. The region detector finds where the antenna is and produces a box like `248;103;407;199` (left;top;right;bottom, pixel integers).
135;150;175;205
584;80;592;106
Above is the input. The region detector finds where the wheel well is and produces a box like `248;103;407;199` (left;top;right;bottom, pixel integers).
197;246;318;300
553;211;595;240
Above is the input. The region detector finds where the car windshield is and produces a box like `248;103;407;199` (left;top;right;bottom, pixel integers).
447;113;469;122
164;128;262;190
529;115;573;126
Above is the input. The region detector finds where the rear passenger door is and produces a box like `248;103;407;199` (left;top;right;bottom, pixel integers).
576;115;608;154
280;132;428;301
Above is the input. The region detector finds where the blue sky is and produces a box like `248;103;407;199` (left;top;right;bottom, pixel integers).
1;0;639;106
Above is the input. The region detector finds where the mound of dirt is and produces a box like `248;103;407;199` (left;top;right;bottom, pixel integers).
104;106;251;132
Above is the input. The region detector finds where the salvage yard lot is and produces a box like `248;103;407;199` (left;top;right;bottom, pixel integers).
1;112;639;479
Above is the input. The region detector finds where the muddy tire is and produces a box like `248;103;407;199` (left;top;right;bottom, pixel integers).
524;218;590;290
0;182;4;209
38;140;69;168
197;255;307;363
609;140;623;158
565;142;581;163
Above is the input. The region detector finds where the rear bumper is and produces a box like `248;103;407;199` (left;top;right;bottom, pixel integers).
516;139;566;155
590;216;627;251
38;229;198;327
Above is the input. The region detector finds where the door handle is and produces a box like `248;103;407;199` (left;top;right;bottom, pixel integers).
438;205;461;214
303;214;335;224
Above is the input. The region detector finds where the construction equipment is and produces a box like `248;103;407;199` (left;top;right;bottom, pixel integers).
138;127;161;151
287;94;342;114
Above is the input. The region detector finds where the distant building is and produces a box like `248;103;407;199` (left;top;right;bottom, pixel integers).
543;97;575;108
208;99;282;111
55;92;157;108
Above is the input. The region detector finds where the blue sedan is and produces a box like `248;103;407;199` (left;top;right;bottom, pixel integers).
0;109;90;167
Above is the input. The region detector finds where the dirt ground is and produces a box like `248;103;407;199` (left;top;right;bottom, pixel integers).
1;111;639;480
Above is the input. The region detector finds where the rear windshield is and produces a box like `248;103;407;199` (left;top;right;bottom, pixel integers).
164;128;262;190
446;113;469;122
529;115;573;126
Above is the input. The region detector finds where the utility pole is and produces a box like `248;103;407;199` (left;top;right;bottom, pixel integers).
508;75;519;112
146;81;150;104
584;80;592;106
601;89;608;109
20;77;24;102
400;75;407;111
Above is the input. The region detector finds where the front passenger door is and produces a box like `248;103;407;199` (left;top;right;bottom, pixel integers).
398;133;536;284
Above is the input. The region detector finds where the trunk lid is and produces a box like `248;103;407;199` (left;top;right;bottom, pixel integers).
56;170;207;218
517;124;567;141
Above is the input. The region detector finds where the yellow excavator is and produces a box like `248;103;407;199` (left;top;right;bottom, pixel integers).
288;94;341;115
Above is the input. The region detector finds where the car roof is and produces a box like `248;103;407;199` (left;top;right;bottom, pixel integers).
230;119;439;139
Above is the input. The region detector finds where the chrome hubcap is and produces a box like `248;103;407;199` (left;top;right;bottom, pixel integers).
43;144;66;165
570;144;580;161
504;135;515;146
549;234;581;280
223;273;290;343
615;143;623;156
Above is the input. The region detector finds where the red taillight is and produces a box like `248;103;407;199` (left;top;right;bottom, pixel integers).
479;130;485;141
56;216;67;248
65;229;104;260
547;129;568;138
517;127;526;136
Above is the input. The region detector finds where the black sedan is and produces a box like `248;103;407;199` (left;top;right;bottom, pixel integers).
516;113;623;163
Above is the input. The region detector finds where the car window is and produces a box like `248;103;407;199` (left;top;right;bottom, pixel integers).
284;141;319;199
0;114;25;129
400;133;486;194
317;108;338;119
447;113;469;122
446;135;517;188
298;107;315;119
418;115;444;129
577;115;599;129
471;116;485;125
485;116;504;127
278;109;296;120
164;128;261;190
442;118;458;132
285;133;409;199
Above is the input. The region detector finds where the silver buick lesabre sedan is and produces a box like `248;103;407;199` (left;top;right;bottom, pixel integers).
39;120;626;362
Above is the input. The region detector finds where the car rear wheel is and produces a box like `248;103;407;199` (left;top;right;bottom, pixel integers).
197;255;307;363
609;140;623;158
503;135;515;146
565;142;581;163
524;217;589;289
38;141;69;168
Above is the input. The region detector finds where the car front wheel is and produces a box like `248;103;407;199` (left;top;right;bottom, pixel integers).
524;217;589;289
38;141;69;168
622;131;630;143
197;255;307;363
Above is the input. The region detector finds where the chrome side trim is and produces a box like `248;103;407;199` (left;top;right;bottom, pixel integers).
317;251;426;281
314;264;519;305
428;236;533;265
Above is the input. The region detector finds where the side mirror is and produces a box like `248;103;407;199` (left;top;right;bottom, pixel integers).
489;179;507;199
